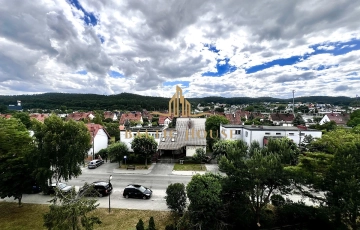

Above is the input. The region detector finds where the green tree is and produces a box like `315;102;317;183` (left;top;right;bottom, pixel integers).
43;187;101;230
107;142;128;167
93;111;104;125
205;115;229;151
32;114;91;186
192;148;206;163
12;112;32;129
136;219;145;230
186;173;223;230
0;118;36;206
165;183;187;215
347;110;360;127
293;113;305;126
131;134;157;166
148;216;156;230
219;139;291;227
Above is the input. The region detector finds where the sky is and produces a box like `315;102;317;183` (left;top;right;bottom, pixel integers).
0;0;360;99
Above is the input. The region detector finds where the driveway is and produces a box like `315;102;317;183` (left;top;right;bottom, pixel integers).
149;163;174;175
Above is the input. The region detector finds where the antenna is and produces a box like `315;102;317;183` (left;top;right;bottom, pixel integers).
292;90;295;115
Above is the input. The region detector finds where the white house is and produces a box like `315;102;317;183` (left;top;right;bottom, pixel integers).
86;123;111;159
219;124;322;147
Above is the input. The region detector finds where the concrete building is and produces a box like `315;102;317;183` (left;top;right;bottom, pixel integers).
219;124;322;147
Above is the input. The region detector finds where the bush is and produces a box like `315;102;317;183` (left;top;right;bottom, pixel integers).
270;194;285;207
165;183;187;214
136;218;144;230
275;202;333;229
148;216;156;230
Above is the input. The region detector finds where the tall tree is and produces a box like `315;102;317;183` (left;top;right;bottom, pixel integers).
0;118;36;206
12;112;32;129
131;134;157;166
347;109;360;127
292;113;305;126
186;173;224;230
32;114;91;186
219;139;293;228
107;142;128;167
44;187;101;230
205;115;229;151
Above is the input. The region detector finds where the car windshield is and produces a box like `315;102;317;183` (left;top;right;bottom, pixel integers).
138;186;146;193
58;183;67;189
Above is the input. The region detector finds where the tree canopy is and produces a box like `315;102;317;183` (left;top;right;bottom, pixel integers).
32;114;91;186
131;134;158;166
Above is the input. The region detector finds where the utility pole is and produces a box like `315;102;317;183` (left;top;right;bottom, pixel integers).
292;90;295;115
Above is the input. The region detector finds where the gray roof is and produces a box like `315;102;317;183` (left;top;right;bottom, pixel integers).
158;118;207;150
221;124;320;132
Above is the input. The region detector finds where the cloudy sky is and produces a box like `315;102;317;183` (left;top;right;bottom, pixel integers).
0;0;360;99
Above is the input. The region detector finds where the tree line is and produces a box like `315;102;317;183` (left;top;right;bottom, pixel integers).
1;92;358;112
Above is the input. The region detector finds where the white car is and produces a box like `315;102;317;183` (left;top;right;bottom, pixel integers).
48;182;73;194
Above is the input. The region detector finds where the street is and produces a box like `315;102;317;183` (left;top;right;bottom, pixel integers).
0;162;323;210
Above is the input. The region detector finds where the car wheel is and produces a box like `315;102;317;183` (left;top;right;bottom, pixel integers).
143;196;146;200
98;193;103;197
125;194;129;199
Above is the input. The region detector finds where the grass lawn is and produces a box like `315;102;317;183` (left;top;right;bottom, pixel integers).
0;202;174;230
173;163;207;171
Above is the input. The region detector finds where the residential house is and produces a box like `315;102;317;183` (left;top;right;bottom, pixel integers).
158;115;172;127
119;111;143;125
0;114;12;119
269;113;295;126
66;112;94;122
319;113;350;126
7;100;23;111
225;110;249;124
86;123;111;160
30;113;49;122
220;124;322;148
104;111;118;121
119;126;164;152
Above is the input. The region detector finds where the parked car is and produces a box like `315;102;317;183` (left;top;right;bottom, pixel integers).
79;181;113;197
123;184;152;199
88;159;102;169
47;182;73;195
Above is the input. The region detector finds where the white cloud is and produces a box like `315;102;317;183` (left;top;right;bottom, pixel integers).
0;0;360;99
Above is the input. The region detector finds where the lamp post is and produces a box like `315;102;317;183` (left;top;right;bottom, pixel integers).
92;131;95;160
108;175;112;213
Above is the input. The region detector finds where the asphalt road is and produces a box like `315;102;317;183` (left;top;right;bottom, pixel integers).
1;162;195;211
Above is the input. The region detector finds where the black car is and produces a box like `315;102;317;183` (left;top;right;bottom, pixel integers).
79;181;113;197
123;184;152;199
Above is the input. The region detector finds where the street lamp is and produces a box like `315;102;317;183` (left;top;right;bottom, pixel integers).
92;131;95;160
108;175;112;213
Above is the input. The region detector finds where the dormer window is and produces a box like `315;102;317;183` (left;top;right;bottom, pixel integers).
171;137;175;142
161;137;165;142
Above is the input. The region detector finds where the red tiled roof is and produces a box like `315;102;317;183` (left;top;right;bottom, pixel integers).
85;123;110;142
0;114;12;119
225;110;250;124
30;113;49;122
119;112;142;124
104;111;115;120
66;112;92;121
158;115;173;124
270;113;295;122
326;113;350;125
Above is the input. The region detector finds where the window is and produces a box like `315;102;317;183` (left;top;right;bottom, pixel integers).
245;131;248;137
265;132;270;135
276;133;281;135
300;133;305;136
288;133;294;136
235;130;241;135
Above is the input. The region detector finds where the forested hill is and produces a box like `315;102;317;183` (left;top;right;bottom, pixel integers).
0;92;356;111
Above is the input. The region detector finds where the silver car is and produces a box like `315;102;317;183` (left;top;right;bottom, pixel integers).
48;182;73;194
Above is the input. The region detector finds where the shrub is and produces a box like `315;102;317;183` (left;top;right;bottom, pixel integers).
136;218;144;230
270;194;285;207
165;183;187;214
148;216;156;230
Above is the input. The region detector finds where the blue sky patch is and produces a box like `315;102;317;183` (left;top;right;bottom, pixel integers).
245;39;360;74
97;35;105;43
76;70;87;75
163;81;190;88
204;43;220;53
109;71;124;78
68;0;97;26
202;58;237;77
